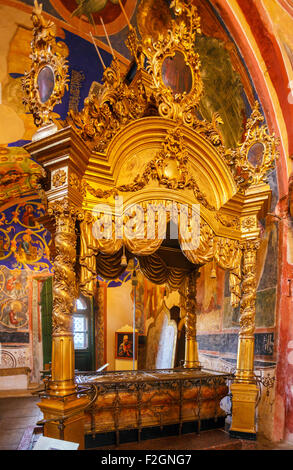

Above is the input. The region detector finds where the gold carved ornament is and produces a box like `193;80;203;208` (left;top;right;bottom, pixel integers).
223;101;279;192
137;0;223;146
79;203;242;309
22;1;69;127
183;270;200;341
52;169;67;188
47;199;82;335
141;0;202;122
83;126;216;211
179;221;242;308
68;56;149;153
239;239;260;337
68;0;223;152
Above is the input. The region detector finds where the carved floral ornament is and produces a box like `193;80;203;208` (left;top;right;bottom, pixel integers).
22;0;69;127
222;101;279;192
22;1;279;197
52;169;67;188
83;127;216;211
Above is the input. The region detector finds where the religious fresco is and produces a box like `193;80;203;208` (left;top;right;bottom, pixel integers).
132;269;165;335
50;0;137;34
0;198;51;271
0;266;29;332
101;266;165;335
0;147;44;204
261;0;293;81
197;216;278;359
195;36;246;149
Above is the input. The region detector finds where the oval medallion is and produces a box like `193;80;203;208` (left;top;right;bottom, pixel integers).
247;142;265;168
162;51;193;95
37;66;55;103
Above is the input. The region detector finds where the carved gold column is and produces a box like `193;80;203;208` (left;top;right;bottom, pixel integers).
25;127;91;449
184;270;201;369
230;239;260;440
48;200;78;396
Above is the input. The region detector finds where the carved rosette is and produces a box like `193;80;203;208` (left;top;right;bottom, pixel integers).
48;199;80;336
239;239;260;337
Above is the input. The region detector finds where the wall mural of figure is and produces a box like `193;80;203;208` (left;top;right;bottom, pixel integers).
0;267;29;331
21;204;36;227
117;334;133;358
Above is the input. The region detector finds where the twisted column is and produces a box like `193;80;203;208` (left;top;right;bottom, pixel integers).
48;199;80;396
235;239;260;383
184;269;201;369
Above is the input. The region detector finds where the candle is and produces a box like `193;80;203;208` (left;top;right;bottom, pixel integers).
90;32;106;70
100;16;115;58
118;0;131;29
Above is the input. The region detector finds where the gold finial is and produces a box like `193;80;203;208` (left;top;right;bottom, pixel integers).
22;0;69;139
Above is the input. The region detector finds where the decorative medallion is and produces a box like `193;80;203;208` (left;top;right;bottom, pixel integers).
22;1;69;128
141;0;203;123
223;101;279;192
52;169;67;188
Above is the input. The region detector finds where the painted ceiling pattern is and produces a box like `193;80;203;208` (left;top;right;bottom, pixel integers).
0;197;51;272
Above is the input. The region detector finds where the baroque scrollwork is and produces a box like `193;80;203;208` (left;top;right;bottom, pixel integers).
142;0;202;122
215;213;241;230
239;239;260;337
47;199;81;335
22;1;69;127
223;101;279;192
83;127;216;210
184;270;200;341
67;57;150;153
52;169;67;188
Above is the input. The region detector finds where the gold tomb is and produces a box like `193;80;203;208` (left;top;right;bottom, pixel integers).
21;0;278;449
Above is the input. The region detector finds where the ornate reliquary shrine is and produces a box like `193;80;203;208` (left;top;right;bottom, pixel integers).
22;0;279;447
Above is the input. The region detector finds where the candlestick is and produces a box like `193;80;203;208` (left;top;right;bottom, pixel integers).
90;32;106;70
118;0;131;29
100;16;115;58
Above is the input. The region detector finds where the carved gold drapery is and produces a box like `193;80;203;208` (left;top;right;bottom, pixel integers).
180;223;242;307
138;253;187;289
79;207;242;304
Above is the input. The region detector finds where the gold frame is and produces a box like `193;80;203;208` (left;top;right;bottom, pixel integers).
22;1;69;128
142;0;203;122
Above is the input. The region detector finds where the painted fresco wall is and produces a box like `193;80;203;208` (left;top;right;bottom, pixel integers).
197;215;278;365
196;187;279;439
0;195;51;385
